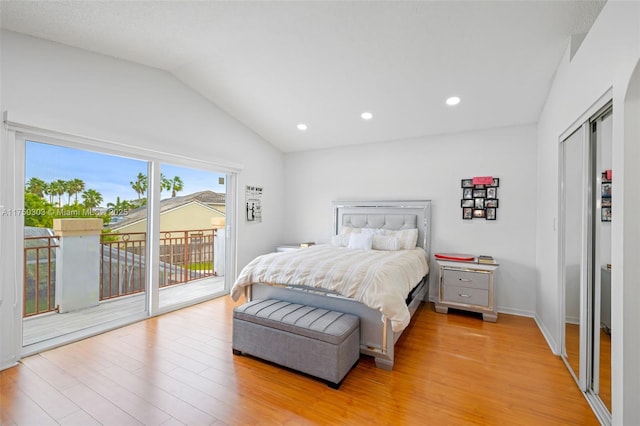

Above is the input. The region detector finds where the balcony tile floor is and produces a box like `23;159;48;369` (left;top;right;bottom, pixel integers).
23;277;225;346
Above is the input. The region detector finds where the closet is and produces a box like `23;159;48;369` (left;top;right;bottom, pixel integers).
560;100;612;424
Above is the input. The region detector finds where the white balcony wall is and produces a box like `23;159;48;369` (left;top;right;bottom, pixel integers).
53;219;103;313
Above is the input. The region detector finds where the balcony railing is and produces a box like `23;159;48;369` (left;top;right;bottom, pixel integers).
24;235;59;317
100;231;147;300
23;228;218;317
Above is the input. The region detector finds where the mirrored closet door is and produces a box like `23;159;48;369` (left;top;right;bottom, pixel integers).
560;101;612;424
560;124;586;387
592;106;612;415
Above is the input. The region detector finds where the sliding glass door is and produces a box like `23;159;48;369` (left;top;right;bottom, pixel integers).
18;134;233;354
23;139;148;348
157;163;227;310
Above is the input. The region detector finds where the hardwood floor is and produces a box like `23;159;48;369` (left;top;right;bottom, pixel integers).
1;297;598;425
600;328;612;412
565;322;611;412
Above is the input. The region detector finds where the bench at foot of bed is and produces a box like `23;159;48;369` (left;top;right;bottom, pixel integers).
232;299;360;389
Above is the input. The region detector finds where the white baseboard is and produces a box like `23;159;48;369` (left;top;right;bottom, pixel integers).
533;313;560;355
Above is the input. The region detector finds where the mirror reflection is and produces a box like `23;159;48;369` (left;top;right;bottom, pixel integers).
562;126;584;379
595;110;612;412
560;105;613;421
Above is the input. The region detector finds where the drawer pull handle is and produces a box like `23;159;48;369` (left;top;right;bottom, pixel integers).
458;278;472;282
458;293;472;298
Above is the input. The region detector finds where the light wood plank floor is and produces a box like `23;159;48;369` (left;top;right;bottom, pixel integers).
565;323;611;412
1;298;598;425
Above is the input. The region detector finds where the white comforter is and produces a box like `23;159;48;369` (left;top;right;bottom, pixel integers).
231;244;429;332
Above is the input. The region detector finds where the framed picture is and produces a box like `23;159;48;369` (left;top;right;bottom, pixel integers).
601;197;611;207
602;207;611;222
473;209;485;218
460;176;500;220
472;189;486;198
601;171;611;183
245;185;263;222
485;199;499;208
602;183;612;197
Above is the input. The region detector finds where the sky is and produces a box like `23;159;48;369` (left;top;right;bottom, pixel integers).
25;140;226;207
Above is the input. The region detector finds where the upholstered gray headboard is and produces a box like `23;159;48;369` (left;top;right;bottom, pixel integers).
341;214;417;230
332;200;432;254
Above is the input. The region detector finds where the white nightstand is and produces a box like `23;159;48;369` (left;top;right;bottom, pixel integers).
434;258;499;322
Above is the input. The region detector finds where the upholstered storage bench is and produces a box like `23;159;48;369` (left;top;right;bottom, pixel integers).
232;299;360;389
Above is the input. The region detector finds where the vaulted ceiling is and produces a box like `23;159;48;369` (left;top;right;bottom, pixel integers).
1;1;606;152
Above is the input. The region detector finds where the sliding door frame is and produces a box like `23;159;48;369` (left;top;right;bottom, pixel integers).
558;90;613;425
2;118;241;362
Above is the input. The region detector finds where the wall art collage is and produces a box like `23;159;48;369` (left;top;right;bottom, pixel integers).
461;177;499;220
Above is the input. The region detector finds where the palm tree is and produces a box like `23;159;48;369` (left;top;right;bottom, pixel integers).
43;182;54;204
67;178;85;204
82;189;103;208
130;172;147;200
160;173;172;195
47;180;59;206
106;196;133;212
50;179;66;207
26;177;46;198
167;176;184;197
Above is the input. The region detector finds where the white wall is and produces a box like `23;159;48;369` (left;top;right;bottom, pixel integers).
0;31;286;369
0;30;285;266
621;56;640;426
283;124;538;316
535;2;640;424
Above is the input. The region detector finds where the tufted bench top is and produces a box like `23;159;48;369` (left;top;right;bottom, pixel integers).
233;299;359;346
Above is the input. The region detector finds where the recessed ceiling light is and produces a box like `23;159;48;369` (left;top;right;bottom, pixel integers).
446;96;461;106
361;112;373;120
297;123;308;131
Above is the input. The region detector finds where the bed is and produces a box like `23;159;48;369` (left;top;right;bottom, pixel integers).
231;200;432;370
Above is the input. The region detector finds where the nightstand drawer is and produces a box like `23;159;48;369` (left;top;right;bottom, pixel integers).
442;285;489;306
442;269;490;290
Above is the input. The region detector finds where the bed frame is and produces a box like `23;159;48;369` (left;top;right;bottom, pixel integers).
245;200;432;370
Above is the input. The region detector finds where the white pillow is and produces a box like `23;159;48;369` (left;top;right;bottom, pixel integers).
331;234;350;247
360;227;384;235
339;226;361;235
348;232;373;250
384;228;419;249
372;235;401;251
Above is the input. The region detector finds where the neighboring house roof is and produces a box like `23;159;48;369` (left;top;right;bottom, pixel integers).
24;226;55;238
110;190;225;230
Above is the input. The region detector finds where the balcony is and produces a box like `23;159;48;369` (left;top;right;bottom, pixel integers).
23;221;225;346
